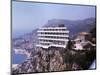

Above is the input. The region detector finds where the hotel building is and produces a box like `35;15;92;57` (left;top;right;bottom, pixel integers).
36;24;69;48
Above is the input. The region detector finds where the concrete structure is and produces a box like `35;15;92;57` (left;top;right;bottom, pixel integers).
73;32;94;50
36;25;69;48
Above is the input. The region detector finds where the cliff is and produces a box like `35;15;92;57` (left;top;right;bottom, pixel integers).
12;46;96;74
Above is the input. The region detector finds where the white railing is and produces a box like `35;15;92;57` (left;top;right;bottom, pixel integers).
38;37;69;41
39;27;67;30
37;34;69;37
37;30;69;33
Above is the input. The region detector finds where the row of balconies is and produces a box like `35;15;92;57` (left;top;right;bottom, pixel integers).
38;37;69;41
37;32;69;35
39;29;67;31
38;36;68;39
37;34;69;37
38;39;66;43
37;30;69;33
39;27;67;30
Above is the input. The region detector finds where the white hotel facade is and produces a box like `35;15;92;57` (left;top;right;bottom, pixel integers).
36;25;69;48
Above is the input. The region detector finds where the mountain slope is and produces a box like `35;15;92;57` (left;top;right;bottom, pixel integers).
45;18;96;37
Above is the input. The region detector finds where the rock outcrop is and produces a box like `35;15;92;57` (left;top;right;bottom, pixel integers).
12;46;96;74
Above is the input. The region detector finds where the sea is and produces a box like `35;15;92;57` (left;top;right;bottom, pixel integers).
12;31;30;64
12;50;27;64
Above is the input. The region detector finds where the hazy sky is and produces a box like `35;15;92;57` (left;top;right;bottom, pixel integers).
12;1;96;37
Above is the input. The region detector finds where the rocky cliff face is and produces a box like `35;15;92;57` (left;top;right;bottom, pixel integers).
12;47;66;74
12;46;96;74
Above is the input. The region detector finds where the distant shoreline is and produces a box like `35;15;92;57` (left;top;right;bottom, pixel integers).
14;48;30;58
12;48;31;64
